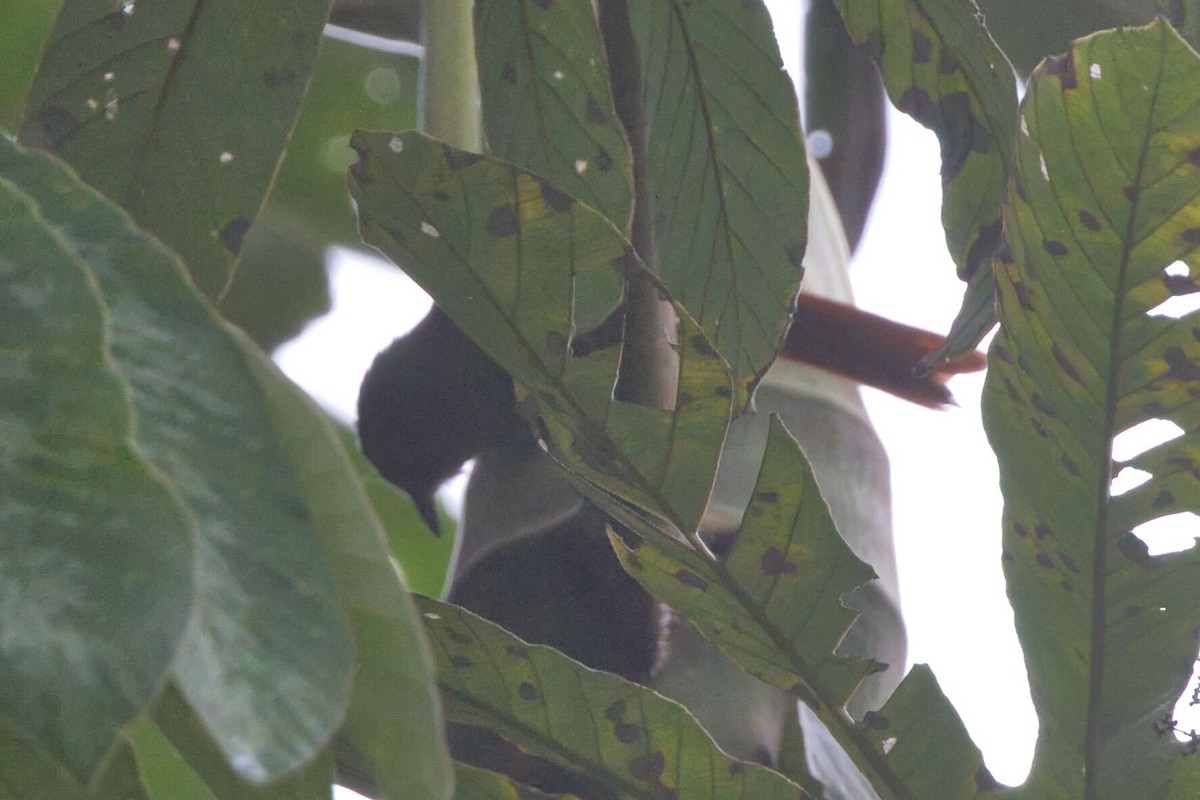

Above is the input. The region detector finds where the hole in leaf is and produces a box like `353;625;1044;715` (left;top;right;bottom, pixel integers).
1166;261;1190;277
1131;512;1199;556
1148;261;1200;318
1172;657;1200;746
1112;418;1184;462
1110;466;1152;496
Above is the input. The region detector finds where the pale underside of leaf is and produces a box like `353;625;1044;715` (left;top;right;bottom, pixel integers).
982;21;1200;799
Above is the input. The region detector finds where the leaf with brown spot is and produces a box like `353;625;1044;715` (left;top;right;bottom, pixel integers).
983;21;1200;799
417;598;805;800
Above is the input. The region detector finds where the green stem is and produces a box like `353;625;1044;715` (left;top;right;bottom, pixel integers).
419;0;481;151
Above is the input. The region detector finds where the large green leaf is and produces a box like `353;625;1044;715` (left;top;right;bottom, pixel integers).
831;0;1018;360
0;138;354;782
238;336;453;800
604;0;808;402
349;131;732;537
475;0;633;228
982;21;1200;799
606;416;994;800
0;169;192;784
21;0;332;298
0;0;59;130
0;732;150;800
417;597;808;800
453;762;582;800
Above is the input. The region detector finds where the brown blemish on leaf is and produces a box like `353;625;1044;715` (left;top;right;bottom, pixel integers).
605;700;626;721
585;93;607;124
1014;522;1030;538
1052;344;1084;383
626;553;643;570
675;390;693;408
965;216;1004;275
1002;377;1022;404
595;146;614;172
911;29;933;63
1123;185;1137;202
218;217;253;255
674;569;708;590
614;722;641;744
1015;282;1033;311
689;334;720;359
501;62;518;85
862;711;890;730
993;343;1012;363
1001;549;1015;562
1189;146;1200;167
1057;549;1080;573
517;682;538;701
1182;227;1200;245
1045;51;1077;89
432;189;450;202
533;0;551;8
1030;392;1057;417
263;68;297;88
443;147;484;170
938;48;959;75
506;644;530;659
1124;605;1144;618
760;546;798;577
1031;418;1049;438
1042;239;1068;257
1154;489;1176;508
1061;454;1080;476
450;655;473;668
1060;579;1074;591
537;178;573;212
446;629;471;645
627;751;665;781
1078;209;1102;231
755;490;780;504
1165;347;1200;380
1035;552;1055;569
1116;533;1153;567
1014;178;1029;204
1035;523;1051;540
715;385;732;398
728;762;746;776
31;103;83;148
486;205;519;237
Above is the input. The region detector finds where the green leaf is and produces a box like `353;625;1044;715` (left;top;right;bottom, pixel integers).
475;0;634;227
612;0;808;401
349;131;732;537
237;336;453;800
0;730;150;800
416;597;808;800
127;716;219;800
0;137;354;782
0;0;59;130
982;21;1200;798
453;762;582;800
1160;0;1200;50
830;0;1017;294
0;170;193;783
152;686;333;800
21;0;333;298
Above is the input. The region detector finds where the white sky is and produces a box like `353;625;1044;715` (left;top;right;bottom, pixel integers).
280;5;1200;796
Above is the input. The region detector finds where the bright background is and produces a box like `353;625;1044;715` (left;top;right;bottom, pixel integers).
280;5;1200;795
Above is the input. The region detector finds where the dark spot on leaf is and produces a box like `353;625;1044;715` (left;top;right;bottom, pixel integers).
1042;239;1068;257
1031;418;1048;438
789;682;817;706
1165;347;1200;380
585;93;607;124
993;343;1012;363
938;48;959;75
1182;227;1200;245
1116;533;1152;566
505;644;529;659
1061;454;1080;476
911;29;933;63
486;205;520;238
1014;522;1029;538
1001;549;1015;562
1035;523;1051;540
862;711;890;730
1194;328;1200;342
518;682;538;701
689;334;719;359
626;553;643;570
715;385;731;398
1123;185;1137;202
219;217;253;255
533;0;551;8
1154;489;1176;508
595;146;614;172
443;147;483;170
755;490;780;504
1060;579;1074;591
1078;209;1102;231
674;569;708;590
1035;553;1054;569
1003;377;1023;404
605;700;626;721
1045;51;1077;89
501;61;518;85
628;751;665;781
1052;344;1083;383
263;68;297;88
1189;146;1200;168
1165;274;1194;294
31;103;82;148
432;189;450;202
965;217;1004;276
675;390;693;408
728;762;746;776
614;722;641;743
786;243;805;268
760;546;798;576
1014;178;1029;203
1143;400;1166;416
1030;392;1056;417
446;629;471;645
450;655;473;668
1058;550;1080;573
538;178;573;213
1124;605;1144;618
1015;282;1033;311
